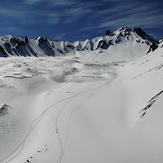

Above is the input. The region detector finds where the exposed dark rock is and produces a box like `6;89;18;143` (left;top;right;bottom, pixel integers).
0;45;7;54
12;48;19;56
139;90;163;118
124;28;131;36
4;42;11;49
16;41;25;47
35;36;56;55
66;44;74;50
145;41;150;45
105;30;111;36
76;44;82;51
147;41;159;54
115;38;120;44
0;104;9;116
24;36;29;44
97;40;108;49
133;28;146;39
10;36;26;47
37;36;47;45
119;26;128;31
89;40;94;51
10;36;18;43
136;40;140;43
15;45;23;54
4;42;12;55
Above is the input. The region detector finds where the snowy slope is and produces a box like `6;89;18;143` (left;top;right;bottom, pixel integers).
0;27;163;163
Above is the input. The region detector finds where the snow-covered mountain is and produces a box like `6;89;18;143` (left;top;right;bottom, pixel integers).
0;27;155;57
0;27;163;163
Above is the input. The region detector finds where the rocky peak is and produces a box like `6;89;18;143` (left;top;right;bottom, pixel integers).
9;36;27;47
37;36;48;45
133;28;146;39
105;30;112;36
115;26;132;37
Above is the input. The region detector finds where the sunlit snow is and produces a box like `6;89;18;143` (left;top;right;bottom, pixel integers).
0;28;163;163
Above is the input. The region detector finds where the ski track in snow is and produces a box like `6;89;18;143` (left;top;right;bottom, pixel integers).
56;68;117;163
0;58;116;163
1;91;89;163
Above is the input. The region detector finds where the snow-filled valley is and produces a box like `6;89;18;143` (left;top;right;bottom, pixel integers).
0;27;163;163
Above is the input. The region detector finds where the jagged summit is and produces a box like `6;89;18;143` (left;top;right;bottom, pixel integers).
0;27;158;57
107;27;155;42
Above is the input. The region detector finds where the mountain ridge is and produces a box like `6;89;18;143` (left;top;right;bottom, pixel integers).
0;27;158;57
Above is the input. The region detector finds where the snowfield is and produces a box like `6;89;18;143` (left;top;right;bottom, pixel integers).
0;29;163;163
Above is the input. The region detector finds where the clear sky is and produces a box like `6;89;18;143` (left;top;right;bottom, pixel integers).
0;0;163;41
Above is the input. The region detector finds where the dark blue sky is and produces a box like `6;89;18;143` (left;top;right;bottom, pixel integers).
0;0;163;41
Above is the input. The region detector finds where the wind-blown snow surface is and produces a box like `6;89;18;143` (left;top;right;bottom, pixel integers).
0;43;163;163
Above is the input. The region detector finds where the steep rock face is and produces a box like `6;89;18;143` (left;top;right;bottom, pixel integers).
0;35;32;57
147;39;163;54
0;27;157;57
105;30;112;36
133;28;146;38
0;45;7;55
37;36;55;56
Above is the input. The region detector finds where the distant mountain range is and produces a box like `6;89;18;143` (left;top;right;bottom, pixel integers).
0;27;162;57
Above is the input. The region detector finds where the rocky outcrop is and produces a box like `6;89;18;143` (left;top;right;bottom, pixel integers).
133;28;146;39
105;30;111;36
147;41;159;53
0;45;7;57
37;36;48;45
147;39;163;54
